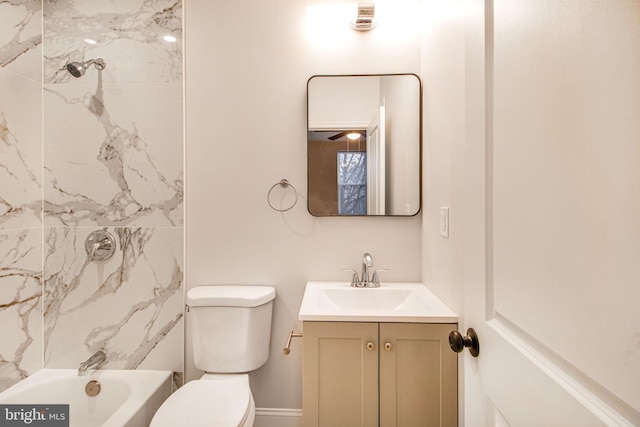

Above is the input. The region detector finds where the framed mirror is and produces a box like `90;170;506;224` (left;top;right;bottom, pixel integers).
307;74;421;216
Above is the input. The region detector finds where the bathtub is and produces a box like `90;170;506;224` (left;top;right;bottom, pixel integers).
0;369;172;427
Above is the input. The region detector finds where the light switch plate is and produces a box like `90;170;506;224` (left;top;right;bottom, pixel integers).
440;207;449;238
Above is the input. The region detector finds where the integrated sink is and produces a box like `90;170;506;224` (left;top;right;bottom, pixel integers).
320;287;414;310
299;282;458;323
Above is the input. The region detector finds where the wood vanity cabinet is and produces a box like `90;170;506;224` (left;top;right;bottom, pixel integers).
302;321;457;427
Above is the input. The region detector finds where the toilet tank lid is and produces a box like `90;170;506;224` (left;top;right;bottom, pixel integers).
187;285;276;308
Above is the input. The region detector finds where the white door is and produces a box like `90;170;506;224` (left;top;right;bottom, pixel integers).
367;105;386;215
462;1;640;426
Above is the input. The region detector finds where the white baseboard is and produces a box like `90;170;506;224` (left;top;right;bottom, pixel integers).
254;408;303;427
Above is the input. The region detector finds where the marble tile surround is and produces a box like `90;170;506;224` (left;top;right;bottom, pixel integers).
43;81;183;227
43;0;182;85
0;0;42;81
0;0;184;391
0;0;44;391
44;227;183;371
0;229;42;392
43;0;183;227
0;68;42;230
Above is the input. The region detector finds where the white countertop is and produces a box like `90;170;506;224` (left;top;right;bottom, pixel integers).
299;281;458;323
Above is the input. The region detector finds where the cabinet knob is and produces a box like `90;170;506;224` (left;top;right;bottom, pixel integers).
448;328;480;357
384;342;393;351
366;342;375;351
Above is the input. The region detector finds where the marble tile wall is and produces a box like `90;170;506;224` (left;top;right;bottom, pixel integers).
0;0;43;392
43;226;183;371
0;0;184;391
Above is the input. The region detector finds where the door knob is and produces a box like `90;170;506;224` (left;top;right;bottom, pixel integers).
448;328;480;357
366;342;375;351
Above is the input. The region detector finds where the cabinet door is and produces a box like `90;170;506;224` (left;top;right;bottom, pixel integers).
303;321;379;427
379;323;458;427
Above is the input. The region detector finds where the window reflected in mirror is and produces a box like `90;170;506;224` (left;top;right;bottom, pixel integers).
338;151;367;215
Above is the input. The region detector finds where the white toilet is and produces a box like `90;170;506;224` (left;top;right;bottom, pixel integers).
150;285;276;427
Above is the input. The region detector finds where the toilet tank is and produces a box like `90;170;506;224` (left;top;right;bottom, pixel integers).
186;285;276;373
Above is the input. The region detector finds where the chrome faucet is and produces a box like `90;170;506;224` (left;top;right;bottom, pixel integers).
78;351;106;376
345;253;384;287
361;252;373;286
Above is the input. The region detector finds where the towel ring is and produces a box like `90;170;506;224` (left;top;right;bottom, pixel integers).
267;179;298;212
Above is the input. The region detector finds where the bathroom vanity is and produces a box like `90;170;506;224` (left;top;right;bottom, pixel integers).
299;282;458;427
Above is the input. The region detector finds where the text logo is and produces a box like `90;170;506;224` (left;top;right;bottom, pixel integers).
0;405;69;426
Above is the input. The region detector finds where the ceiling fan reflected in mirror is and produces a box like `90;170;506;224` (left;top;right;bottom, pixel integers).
328;130;364;141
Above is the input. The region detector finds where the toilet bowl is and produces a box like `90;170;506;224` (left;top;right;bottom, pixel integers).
149;285;275;427
150;374;255;427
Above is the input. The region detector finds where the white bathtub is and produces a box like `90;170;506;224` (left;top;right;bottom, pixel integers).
0;369;172;427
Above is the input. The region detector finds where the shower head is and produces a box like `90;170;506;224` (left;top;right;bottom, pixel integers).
66;58;106;78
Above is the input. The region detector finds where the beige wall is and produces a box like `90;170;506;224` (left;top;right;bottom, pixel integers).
185;0;423;410
419;0;468;422
189;0;640;422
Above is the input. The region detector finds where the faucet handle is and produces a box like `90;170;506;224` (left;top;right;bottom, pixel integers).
371;269;388;286
342;268;361;287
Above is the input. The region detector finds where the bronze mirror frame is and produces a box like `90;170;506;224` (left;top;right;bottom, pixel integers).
307;73;422;217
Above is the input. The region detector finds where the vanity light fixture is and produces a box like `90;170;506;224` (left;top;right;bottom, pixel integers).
350;3;377;31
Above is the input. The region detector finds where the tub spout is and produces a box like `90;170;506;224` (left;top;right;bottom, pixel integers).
78;351;106;376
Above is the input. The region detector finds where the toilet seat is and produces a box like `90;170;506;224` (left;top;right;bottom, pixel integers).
150;379;252;427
